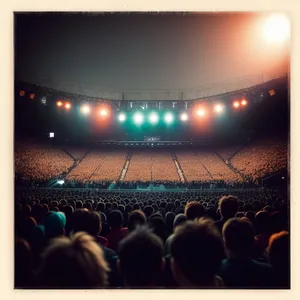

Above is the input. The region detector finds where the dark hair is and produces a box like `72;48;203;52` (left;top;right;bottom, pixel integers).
218;196;238;218
107;210;123;228
118;226;164;287
267;231;289;287
71;210;101;236
173;214;187;229
185;201;205;220
128;210;147;232
170;218;225;286
255;210;270;233
223;218;255;255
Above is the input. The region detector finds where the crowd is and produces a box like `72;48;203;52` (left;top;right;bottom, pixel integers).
15;188;289;289
15;141;288;188
231;142;287;183
15;143;74;185
194;151;242;182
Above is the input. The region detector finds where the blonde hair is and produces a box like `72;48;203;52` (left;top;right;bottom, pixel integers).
39;232;110;288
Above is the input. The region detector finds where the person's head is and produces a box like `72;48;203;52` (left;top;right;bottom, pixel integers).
38;232;109;288
218;196;238;219
170;218;225;287
118;226;164;287
173;214;187;229
235;212;244;218
255;210;270;234
184;201;205;220
44;211;66;239
15;238;33;288
267;231;289;286
222;218;255;257
149;215;168;242
269;211;287;234
72;210;102;236
128;210;147;232
165;212;175;231
17;217;37;240
107;210;123;229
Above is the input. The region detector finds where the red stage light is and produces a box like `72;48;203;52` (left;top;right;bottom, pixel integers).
233;101;240;108
20;90;25;97
29;93;35;100
56;101;63;107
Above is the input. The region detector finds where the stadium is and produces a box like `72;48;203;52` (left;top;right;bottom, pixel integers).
14;12;290;289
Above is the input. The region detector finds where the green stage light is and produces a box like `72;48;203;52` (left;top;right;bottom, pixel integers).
149;112;159;124
118;112;126;122
164;112;174;124
133;112;144;125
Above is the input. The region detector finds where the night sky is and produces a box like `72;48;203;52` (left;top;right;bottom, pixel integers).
15;12;289;93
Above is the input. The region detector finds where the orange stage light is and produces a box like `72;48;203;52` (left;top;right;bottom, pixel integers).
99;109;108;116
241;99;248;106
196;108;206;117
233;101;240;108
65;102;71;110
56;101;63;107
29;93;35;100
20;90;25;97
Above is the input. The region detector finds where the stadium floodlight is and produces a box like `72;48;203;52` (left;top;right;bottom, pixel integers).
263;14;290;43
80;104;91;115
149;112;159;124
241;99;248;106
214;104;224;114
133;112;144;125
164;112;174;124
99;109;108;117
57;180;64;185
196;108;206;117
233;101;240;108
65;102;71;110
180;112;188;121
118;112;126;122
56;100;63;107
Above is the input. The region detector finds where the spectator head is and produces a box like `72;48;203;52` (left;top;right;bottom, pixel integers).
184;201;205;220
149;215;168;243
173;214;187;229
61;205;74;219
170;218;225;287
255;210;270;234
267;231;289;287
17;217;37;240
144;205;154;218
76;201;83;209
72;210;102;237
97;202;106;212
223;218;255;257
218;196;238;219
235;212;244;218
165;212;175;231
269;211;287;234
128;210;147;232
15;238;33;288
107;210;123;229
118;226;164;287
83;202;92;211
44;211;66;239
245;211;255;223
38;232;109;288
